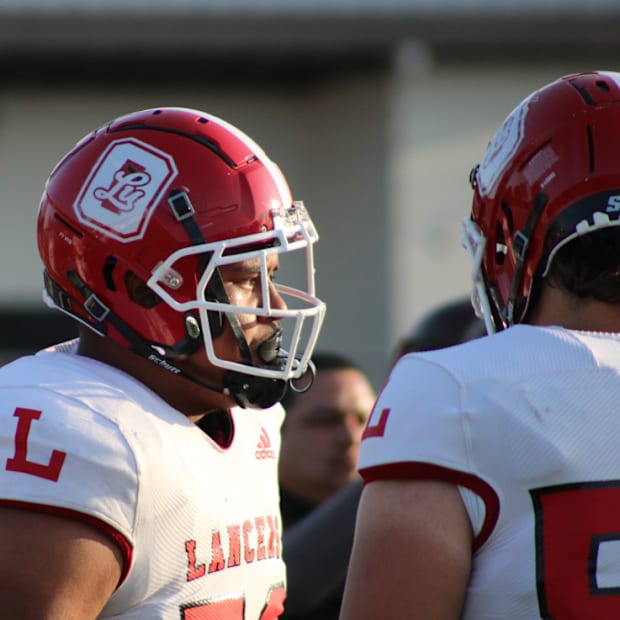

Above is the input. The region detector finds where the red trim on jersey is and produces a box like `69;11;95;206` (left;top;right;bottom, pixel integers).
360;462;499;551
0;499;133;586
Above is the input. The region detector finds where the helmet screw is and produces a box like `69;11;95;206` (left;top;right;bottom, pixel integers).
185;315;201;339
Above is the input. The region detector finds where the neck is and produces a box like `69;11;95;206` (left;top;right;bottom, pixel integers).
527;282;620;333
76;328;229;421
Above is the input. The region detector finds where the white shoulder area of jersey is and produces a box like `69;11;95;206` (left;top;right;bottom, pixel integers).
566;327;620;368
230;401;286;445
397;324;602;386
245;401;286;426
359;324;601;475
0;343;196;542
360;349;467;473
3;341;186;422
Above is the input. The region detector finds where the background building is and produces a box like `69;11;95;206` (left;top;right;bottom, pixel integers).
1;0;619;385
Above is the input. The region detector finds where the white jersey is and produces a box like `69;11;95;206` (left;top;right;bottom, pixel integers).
360;325;620;619
0;341;286;619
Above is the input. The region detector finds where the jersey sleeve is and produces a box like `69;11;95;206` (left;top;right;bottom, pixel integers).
0;386;138;546
360;354;471;473
359;354;500;549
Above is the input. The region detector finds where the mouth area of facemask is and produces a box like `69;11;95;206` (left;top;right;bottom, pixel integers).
257;327;284;367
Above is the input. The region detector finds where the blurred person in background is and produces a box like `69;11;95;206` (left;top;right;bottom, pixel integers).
341;70;620;619
280;351;375;620
391;296;486;364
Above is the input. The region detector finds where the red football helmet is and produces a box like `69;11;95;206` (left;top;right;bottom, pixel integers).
463;71;620;333
38;107;326;407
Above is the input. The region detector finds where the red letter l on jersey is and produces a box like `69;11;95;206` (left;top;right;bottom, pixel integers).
362;407;391;439
6;408;66;482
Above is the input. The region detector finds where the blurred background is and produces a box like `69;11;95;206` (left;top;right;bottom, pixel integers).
1;0;620;387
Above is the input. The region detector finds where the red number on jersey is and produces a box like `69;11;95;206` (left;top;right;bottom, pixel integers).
180;584;285;619
531;481;620;619
182;596;243;619
5;407;66;481
259;584;286;620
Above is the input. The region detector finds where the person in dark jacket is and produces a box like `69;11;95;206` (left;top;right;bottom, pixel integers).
280;352;375;619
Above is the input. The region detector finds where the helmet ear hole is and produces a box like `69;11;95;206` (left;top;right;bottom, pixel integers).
103;256;118;291
500;201;514;234
125;271;162;309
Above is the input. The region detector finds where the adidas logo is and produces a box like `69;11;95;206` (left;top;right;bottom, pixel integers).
256;426;276;460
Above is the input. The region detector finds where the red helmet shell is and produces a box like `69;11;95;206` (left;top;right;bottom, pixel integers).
470;71;620;326
38;107;293;349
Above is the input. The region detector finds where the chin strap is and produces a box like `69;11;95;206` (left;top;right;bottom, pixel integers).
223;371;288;409
505;192;548;325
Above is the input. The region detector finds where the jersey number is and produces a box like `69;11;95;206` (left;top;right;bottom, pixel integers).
531;481;620;619
180;584;285;619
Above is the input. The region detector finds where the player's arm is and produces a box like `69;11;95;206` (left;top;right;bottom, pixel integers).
0;506;123;619
339;478;472;620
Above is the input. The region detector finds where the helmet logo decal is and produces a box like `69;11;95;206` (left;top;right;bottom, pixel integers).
478;99;529;197
74;138;178;242
93;163;149;214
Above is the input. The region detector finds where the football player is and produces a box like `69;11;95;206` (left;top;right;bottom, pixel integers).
340;71;620;619
0;108;325;618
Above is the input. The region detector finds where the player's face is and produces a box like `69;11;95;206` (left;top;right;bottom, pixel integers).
179;254;285;402
279;368;375;505
215;253;285;364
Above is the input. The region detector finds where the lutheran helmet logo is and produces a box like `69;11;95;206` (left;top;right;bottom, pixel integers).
74;138;178;243
477;98;529;198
